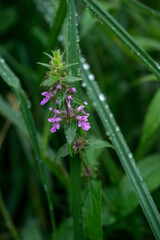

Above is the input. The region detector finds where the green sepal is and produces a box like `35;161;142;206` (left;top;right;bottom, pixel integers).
63;63;78;69
65;76;82;82
72;97;89;108
40;75;59;87
37;62;51;68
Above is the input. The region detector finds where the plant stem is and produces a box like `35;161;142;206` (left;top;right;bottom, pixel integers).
70;155;82;240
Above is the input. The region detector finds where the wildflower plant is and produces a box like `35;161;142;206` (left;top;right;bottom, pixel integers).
39;50;91;155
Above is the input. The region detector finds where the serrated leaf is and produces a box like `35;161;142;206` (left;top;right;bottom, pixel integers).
56;90;66;108
65;76;82;82
64;122;77;145
141;89;160;143
55;144;69;161
87;138;113;150
82;180;103;240
40;75;59;87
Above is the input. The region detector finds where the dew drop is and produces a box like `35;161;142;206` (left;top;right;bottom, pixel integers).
88;74;95;81
58;35;63;41
81;82;86;88
106;131;110;136
128;153;133;159
99;93;106;101
115;127;120;132
109;113;113;118
81;57;85;63
83;63;90;70
0;59;4;63
44;185;48;191
157;63;160;70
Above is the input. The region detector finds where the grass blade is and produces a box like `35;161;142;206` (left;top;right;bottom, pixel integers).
80;62;160;240
82;180;103;240
67;0;83;239
81;0;160;79
0;57;57;238
0;191;20;240
122;0;160;20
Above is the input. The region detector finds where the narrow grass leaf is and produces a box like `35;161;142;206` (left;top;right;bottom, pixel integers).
80;62;160;239
81;0;160;79
82;180;103;240
122;0;160;20
0;57;56;236
0;192;20;240
67;0;83;239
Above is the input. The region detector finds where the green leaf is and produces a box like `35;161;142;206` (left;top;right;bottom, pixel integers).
65;76;82;82
141;89;160;143
22;220;43;240
82;0;160;79
57;90;66;108
55;143;69;161
132;74;158;86
57;218;74;240
86;138;113;150
64;122;77;145
40;75;59;87
82;180;103;240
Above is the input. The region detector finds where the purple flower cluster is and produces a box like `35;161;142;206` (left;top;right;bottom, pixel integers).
41;84;91;133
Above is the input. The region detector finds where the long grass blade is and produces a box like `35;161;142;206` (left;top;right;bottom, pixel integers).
122;0;160;20
0;57;57;238
80;61;160;240
81;0;160;79
0;191;20;240
67;0;83;239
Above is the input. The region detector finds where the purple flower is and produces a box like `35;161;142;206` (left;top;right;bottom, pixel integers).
41;91;54;105
70;87;77;93
77;105;89;116
48;116;62;133
73;137;83;152
67;95;72;100
57;85;62;90
41;92;51;105
67;95;72;109
49;107;52;111
50;122;61;132
76;115;91;131
84;101;88;105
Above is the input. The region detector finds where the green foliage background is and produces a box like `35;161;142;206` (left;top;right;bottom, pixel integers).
0;0;160;239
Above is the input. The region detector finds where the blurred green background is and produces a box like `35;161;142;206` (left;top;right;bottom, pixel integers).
0;0;160;239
